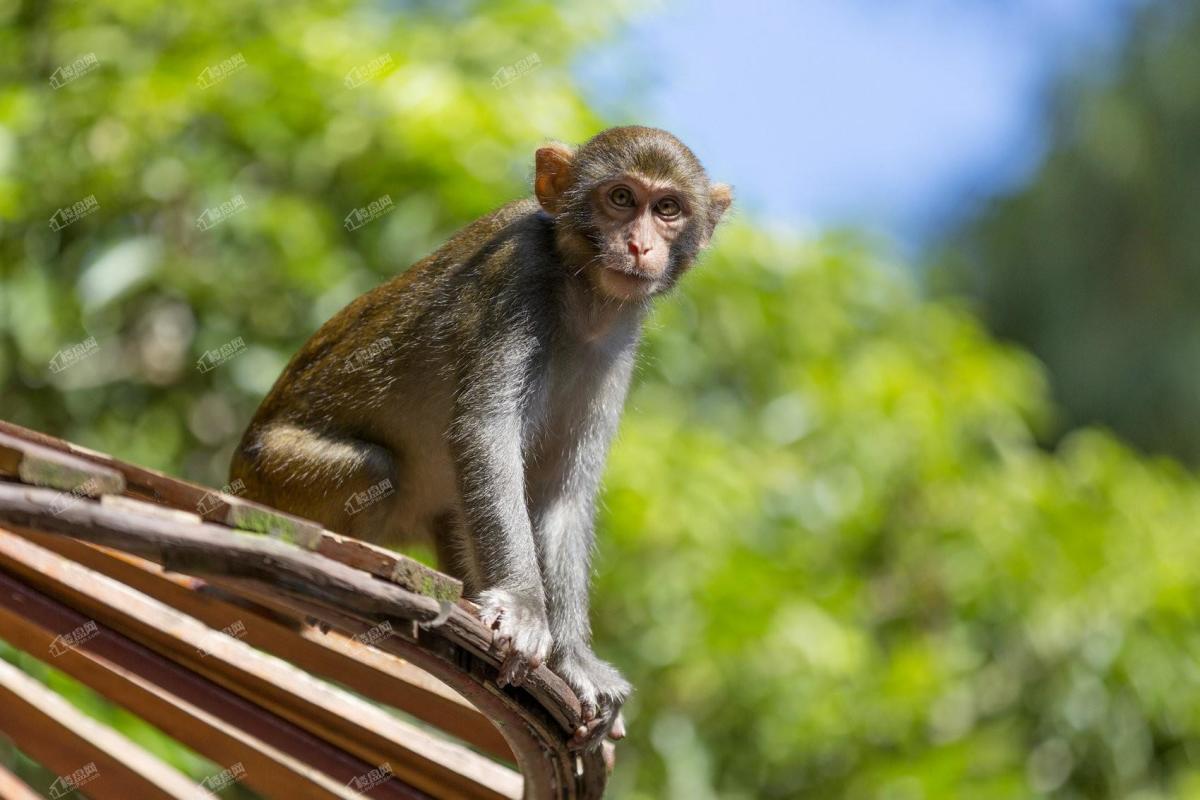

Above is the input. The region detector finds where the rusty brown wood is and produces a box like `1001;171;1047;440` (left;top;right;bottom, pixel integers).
0;419;615;798
0;483;594;738
214;577;612;800
0;430;124;497
0;422;149;488
0;419;459;602
12;528;515;762
0;528;521;800
0;568;430;800
0;762;41;800
0;656;209;800
0;483;611;797
311;528;462;603
0;483;446;625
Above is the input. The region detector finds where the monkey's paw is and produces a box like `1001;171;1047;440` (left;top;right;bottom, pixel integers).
551;645;631;750
477;588;553;689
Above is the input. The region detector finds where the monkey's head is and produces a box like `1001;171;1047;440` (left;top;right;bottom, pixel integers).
535;126;733;302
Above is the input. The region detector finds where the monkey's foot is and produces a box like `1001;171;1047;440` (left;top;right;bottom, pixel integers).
477;588;552;688
551;645;631;750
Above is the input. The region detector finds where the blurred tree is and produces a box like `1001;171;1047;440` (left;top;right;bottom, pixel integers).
937;0;1200;463
600;227;1200;798
0;0;610;481
3;1;1200;799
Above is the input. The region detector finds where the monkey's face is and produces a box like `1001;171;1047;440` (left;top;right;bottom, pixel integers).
586;174;689;301
534;127;733;302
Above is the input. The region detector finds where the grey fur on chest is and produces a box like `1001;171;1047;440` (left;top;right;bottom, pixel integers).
525;314;639;442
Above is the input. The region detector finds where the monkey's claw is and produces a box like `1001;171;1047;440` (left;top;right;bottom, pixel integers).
609;711;627;740
552;646;631;751
568;709;626;749
477;588;552;688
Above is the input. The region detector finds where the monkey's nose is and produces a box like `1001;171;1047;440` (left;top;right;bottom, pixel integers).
628;241;651;256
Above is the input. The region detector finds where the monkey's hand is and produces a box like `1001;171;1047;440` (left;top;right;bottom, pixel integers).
477;588;553;688
552;644;631;750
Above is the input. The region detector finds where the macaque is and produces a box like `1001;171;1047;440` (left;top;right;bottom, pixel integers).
231;126;732;747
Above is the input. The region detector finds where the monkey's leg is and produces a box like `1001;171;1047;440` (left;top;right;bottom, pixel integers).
231;423;398;540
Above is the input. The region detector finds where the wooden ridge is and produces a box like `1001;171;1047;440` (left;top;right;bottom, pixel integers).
0;419;614;799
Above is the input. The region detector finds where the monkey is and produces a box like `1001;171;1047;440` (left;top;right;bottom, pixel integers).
230;126;732;748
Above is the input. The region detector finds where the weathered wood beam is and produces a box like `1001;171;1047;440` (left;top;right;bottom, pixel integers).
0;483;446;624
212;577;612;800
0;430;124;496
0;418;614;798
0;483;593;740
0;568;428;800
0;657;205;800
11;528;515;762
0;528;521;800
0;420;461;603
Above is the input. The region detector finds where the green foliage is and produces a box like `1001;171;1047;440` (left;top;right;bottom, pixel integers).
0;0;609;482
599;227;1200;798
3;1;1200;798
938;0;1200;463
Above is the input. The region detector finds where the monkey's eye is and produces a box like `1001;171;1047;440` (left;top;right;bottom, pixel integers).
608;186;636;208
655;197;682;218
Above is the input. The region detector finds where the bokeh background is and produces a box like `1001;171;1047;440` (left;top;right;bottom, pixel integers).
3;0;1200;797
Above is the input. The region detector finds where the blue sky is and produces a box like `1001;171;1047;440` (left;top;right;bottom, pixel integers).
575;0;1142;249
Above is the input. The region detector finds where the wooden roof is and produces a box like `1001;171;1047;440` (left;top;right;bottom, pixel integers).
0;419;613;799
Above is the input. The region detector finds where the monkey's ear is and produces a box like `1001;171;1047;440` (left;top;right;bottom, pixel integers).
702;183;733;247
534;143;575;214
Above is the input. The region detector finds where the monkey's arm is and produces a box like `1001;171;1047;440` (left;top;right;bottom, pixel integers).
536;487;631;748
526;371;633;749
448;339;553;687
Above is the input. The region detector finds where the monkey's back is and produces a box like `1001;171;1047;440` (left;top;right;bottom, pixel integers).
229;197;561;546
243;197;553;418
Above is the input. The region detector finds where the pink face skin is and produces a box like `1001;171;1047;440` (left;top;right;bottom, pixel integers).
588;174;689;301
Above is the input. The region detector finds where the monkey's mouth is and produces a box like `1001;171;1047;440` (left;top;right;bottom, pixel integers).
604;265;655;282
595;261;659;300
600;257;658;283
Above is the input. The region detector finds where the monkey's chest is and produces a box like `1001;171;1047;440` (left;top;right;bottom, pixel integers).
522;360;616;463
